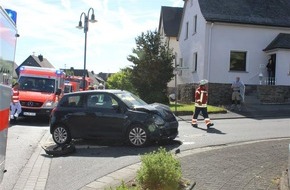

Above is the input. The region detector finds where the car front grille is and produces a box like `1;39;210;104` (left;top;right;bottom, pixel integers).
20;101;43;108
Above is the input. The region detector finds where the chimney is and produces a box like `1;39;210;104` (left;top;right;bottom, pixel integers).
38;54;43;62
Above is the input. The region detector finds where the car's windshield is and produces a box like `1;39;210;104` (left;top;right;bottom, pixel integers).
115;92;147;108
18;76;56;93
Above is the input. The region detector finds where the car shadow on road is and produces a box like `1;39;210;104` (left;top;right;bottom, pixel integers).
9;116;49;127
41;139;182;158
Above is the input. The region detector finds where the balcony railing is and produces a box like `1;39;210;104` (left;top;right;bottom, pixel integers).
265;77;276;85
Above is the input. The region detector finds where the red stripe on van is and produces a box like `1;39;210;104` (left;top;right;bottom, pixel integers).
0;109;9;131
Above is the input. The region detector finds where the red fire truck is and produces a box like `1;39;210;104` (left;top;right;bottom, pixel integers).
65;75;92;91
17;66;65;118
0;6;18;184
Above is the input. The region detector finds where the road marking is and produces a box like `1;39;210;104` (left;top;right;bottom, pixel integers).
182;142;196;145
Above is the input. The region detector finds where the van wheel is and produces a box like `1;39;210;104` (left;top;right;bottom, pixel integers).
52;125;71;145
127;125;149;147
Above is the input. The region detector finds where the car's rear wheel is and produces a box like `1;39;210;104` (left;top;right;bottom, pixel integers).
52;125;71;145
127;125;149;147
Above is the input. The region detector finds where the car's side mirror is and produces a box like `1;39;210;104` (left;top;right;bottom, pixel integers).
112;104;119;111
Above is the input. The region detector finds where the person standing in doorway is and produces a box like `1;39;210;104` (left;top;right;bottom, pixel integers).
266;58;275;85
266;58;275;78
191;79;214;129
10;82;22;119
231;77;245;111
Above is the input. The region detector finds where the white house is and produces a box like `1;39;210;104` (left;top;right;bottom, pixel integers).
178;0;290;87
158;6;183;88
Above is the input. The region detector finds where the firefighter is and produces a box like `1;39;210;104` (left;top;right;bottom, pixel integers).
192;79;214;129
10;82;22;119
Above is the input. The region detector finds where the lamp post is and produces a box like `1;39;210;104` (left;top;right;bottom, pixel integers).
76;8;97;90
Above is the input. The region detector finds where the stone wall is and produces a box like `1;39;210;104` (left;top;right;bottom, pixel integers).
168;83;290;105
257;85;290;103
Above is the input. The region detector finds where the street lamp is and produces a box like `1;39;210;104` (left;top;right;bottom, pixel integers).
76;8;97;90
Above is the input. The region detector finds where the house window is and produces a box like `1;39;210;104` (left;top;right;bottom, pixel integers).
193;15;197;34
230;51;247;71
185;22;189;40
193;52;197;72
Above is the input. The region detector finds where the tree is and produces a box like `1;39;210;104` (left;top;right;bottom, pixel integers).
127;30;174;104
106;67;136;94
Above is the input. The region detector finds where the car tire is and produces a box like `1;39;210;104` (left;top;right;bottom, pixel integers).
52;125;71;145
127;125;149;147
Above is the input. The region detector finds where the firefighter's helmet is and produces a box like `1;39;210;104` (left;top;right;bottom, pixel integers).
199;79;208;85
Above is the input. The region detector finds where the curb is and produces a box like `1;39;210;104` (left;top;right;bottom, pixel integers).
280;170;289;190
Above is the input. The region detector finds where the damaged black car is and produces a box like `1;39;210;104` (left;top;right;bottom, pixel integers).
50;90;179;147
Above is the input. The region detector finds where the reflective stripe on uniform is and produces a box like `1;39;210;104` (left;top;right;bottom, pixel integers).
205;118;211;125
194;103;207;107
12;89;19;103
0;85;11;131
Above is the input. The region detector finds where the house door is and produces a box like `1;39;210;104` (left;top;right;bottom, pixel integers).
270;54;276;77
267;54;276;85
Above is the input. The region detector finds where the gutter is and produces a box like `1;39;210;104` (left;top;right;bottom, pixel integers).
207;22;214;81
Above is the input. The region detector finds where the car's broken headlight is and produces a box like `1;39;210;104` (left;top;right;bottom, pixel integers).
153;114;165;126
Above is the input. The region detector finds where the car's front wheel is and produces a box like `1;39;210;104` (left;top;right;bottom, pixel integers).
127;125;149;147
52;125;71;145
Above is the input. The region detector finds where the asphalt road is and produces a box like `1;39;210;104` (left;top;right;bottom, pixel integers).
1;117;290;190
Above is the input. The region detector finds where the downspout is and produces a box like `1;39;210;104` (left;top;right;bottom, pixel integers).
207;22;214;81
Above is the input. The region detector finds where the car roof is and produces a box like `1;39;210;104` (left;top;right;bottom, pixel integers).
63;89;129;96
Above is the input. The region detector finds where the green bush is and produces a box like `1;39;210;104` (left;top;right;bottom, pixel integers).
136;147;182;190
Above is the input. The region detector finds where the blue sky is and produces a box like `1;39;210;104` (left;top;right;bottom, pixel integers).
2;0;183;73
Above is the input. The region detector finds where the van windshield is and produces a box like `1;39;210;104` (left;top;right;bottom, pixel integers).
18;76;56;93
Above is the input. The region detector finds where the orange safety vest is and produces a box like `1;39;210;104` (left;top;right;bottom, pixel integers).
194;86;208;107
12;88;19;103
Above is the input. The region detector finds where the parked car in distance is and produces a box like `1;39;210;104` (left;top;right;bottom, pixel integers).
50;90;179;147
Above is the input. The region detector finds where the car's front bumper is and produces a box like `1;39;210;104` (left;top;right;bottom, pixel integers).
149;120;179;141
20;107;52;117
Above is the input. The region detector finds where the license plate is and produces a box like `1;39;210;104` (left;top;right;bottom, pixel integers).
23;112;36;116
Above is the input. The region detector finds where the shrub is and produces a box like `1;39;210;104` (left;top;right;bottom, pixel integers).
136;147;182;190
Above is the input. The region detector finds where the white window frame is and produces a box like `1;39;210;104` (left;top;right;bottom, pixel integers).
192;52;197;72
193;15;197;35
185;22;189;40
229;51;247;72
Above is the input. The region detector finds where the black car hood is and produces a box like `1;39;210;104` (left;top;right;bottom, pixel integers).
133;103;175;120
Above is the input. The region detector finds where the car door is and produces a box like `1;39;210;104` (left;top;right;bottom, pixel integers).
61;94;90;138
85;93;128;139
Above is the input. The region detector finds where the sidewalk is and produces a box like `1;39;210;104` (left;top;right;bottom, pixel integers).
179;103;290;121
